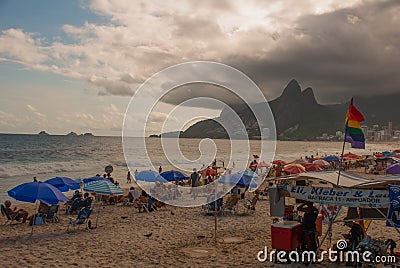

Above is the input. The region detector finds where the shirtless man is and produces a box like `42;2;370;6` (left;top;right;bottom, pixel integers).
4;200;29;223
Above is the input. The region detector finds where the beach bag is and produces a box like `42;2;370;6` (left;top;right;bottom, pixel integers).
30;214;45;226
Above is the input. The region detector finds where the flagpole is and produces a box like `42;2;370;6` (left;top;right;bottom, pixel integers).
336;120;348;186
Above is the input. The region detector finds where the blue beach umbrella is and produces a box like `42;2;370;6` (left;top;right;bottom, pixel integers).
218;173;252;187
83;180;123;195
160;170;189;182
323;155;340;162
237;169;258;179
82;175;107;184
8;181;69;205
135;170;168;183
44;177;80;192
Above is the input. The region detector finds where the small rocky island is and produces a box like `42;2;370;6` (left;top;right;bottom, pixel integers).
38;131;49;136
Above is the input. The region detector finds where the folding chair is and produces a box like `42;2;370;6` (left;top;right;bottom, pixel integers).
221;195;240;215
67;207;92;232
44;204;60;223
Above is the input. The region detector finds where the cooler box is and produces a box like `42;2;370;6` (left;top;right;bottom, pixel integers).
271;221;302;250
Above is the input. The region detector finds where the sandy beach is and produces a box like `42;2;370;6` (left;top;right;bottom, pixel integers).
1;172;399;268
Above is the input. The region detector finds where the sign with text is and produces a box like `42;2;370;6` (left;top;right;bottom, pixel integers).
278;185;390;208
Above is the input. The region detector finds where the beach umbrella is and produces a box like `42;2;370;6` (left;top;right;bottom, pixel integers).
237;169;258;179
218;173;252;187
303;163;323;172
284;163;306;174
272;160;286;166
386;163;400;175
82;175;106;184
291;159;307;165
250;162;270;169
44;177;80;192
135;170;167;183
200;167;217;177
8;181;69;205
343;152;360;159
83;180;123;195
160;170;189;182
8;181;69;235
323;155;340;162
313;159;330;167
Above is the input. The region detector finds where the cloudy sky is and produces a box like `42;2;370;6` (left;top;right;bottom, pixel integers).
0;0;399;135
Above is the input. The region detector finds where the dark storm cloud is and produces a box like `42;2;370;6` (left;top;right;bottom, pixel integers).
225;0;400;104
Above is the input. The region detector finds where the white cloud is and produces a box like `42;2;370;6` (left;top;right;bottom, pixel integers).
0;0;394;103
0;110;19;128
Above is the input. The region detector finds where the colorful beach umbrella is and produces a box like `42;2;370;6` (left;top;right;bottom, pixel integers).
8;181;69;205
200;167;217;177
343;152;360;159
313;159;330;167
284;163;306;174
135;170;167;183
291;159;307;165
272;160;286;166
160;170;189;181
250;162;270;169
83;180;123;195
44;177;80;192
303;163;323;172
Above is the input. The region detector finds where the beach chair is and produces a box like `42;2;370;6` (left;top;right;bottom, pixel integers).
44;204;59;223
0;204;24;225
67;207;92;232
1;204;13;225
221;195;240;215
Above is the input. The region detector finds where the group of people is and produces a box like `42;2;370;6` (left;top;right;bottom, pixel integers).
66;190;93;214
124;186;165;212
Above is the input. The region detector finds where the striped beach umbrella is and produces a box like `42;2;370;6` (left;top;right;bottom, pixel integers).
83;180;123;195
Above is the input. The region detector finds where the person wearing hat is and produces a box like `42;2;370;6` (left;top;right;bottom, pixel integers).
298;201;319;251
343;218;364;250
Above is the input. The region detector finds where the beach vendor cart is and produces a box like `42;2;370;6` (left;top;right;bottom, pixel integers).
271;171;400;267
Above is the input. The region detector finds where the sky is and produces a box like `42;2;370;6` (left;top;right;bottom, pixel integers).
0;0;399;136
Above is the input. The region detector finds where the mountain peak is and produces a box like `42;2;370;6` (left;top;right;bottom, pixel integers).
281;79;301;99
301;87;318;105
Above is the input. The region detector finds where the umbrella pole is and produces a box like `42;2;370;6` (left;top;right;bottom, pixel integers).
95;199;101;228
30;200;39;236
214;180;217;245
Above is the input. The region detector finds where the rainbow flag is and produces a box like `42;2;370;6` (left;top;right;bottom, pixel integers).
345;98;365;149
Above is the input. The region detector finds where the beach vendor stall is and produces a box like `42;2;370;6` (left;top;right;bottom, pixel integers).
269;171;400;266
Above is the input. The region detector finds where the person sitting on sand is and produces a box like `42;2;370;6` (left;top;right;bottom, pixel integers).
137;190;149;212
129;187;140;201
4;200;29;223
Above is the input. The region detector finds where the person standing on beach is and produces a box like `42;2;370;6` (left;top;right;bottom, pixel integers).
190;168;200;199
33;176;37;182
298;201;318;252
126;171;132;183
159;166;162;173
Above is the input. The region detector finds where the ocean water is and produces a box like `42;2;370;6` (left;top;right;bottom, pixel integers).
0;134;397;203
